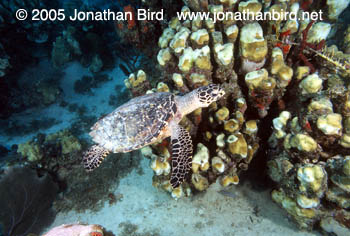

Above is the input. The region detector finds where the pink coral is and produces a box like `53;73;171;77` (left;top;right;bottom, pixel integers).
43;223;104;236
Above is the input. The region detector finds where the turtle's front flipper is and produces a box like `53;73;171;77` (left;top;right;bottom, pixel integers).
82;145;110;171
170;124;193;188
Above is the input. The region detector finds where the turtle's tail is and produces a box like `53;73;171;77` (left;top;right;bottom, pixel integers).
82;145;110;171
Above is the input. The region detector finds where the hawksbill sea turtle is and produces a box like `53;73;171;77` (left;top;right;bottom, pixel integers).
82;84;225;188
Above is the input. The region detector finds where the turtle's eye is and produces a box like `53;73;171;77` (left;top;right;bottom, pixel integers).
196;84;225;106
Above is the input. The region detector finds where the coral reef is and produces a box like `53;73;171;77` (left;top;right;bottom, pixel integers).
35;79;63;106
53;151;143;213
2;0;350;234
0;166;58;235
15;128;143;213
17;129;82;164
0;0;59;43
114;2;166;54
51;23;114;72
43;223;104;236
0;0;61;81
119;0;350;233
129;3;264;198
124;69;152;96
326;0;350;21
268;68;350;231
51;26;82;69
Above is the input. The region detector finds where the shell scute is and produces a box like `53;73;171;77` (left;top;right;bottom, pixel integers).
90;93;176;152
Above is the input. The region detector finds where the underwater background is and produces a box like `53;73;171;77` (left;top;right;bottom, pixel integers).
1;0;350;235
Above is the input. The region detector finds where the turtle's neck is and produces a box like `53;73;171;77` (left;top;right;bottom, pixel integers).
176;90;201;116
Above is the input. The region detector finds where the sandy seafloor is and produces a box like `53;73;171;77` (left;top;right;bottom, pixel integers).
47;155;320;236
48;155;321;236
1;60;321;236
0;60;124;147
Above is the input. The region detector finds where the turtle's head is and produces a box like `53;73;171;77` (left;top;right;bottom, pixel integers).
195;84;225;107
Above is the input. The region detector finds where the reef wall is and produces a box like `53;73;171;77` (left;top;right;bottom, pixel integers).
123;0;350;233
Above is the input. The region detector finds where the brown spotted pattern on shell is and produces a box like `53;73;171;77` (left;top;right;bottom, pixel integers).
89;93;177;153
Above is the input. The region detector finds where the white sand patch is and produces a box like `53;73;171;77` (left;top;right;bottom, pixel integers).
0;60;127;148
0;104;75;147
60;61;125;116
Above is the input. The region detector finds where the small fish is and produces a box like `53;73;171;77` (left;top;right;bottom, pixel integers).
218;190;237;199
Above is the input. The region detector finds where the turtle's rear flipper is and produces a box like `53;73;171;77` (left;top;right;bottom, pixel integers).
170;124;193;188
82;145;110;171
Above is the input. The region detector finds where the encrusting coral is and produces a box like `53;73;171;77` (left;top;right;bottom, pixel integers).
121;0;350;233
9;0;348;233
43;223;104;236
127;3;262;199
18;129;82;163
51;26;82;69
268;68;350;231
